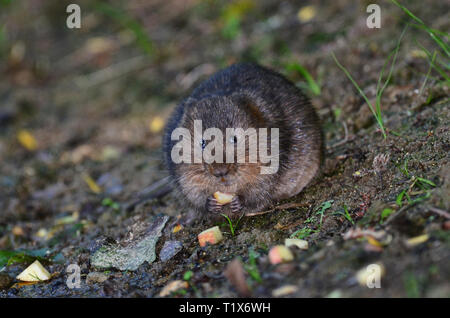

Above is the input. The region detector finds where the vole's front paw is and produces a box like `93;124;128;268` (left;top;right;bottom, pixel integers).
206;196;222;213
230;195;243;214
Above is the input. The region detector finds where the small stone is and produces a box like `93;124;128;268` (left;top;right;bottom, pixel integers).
285;238;308;250
159;240;182;262
86;272;109;284
90;215;169;271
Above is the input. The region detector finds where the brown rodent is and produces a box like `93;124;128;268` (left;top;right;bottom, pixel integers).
163;62;323;217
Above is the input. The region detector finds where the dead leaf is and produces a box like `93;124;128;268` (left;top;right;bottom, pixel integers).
224;258;251;297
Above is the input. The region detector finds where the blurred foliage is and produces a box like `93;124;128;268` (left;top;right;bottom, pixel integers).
284;62;321;96
0;249;48;268
94;2;155;57
220;0;255;39
0;25;6;57
0;0;12;7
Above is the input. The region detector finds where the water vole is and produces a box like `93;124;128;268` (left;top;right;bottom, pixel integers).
163;62;323;217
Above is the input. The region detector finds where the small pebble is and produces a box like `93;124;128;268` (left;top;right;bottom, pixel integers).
285;238;308;250
86;272;109;284
160;240;183;262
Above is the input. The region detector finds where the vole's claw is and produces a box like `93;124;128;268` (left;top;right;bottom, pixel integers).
206;196;222;213
230;195;243;214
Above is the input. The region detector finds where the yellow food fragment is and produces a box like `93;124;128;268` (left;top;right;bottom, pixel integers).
367;236;383;247
297;5;316;22
272;285;298;297
268;245;294;264
12;226;24;236
16;260;51;282
198;226;223;247
172;224;183;233
213;191;234;205
17;130;38;151
406;234;429;247
149;116;165;133
82;173;102;194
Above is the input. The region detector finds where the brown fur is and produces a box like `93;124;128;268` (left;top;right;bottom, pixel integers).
163;63;323;216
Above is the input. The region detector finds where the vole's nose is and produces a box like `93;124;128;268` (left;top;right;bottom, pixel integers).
212;165;229;177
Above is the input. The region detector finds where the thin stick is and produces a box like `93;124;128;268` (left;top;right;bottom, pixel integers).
428;206;450;219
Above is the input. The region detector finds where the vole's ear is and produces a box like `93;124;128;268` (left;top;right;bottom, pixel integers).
232;94;265;125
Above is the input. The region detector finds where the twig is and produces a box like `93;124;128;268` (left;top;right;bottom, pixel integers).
327;121;349;150
245;202;309;217
427;206;450;219
383;204;413;226
74;55;151;88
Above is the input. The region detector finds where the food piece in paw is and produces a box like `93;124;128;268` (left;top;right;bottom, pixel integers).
213;191;235;205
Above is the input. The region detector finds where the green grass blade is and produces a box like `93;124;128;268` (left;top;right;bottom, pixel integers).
94;2;155;57
286;62;321;96
420;50;437;94
390;0;449;57
332;52;386;138
377;26;408;113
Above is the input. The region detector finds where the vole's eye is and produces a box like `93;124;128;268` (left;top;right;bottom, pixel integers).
201;139;206;150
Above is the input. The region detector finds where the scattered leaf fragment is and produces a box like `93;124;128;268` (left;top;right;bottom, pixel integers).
159;280;188;297
84;37;115;55
12;226;24;236
55;211;79;225
406;234;429;247
224;258;251;297
198;226;223;247
100;146;121;161
272;285;298;297
343;227;386;240
36;228;51;240
16;260;51;282
367;236;383;248
285;238;308;250
17;130;37;151
149;116;165;133
353;170;362;177
268;245;294;265
172;224;183;233
297;5;316;22
82;173;102;194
